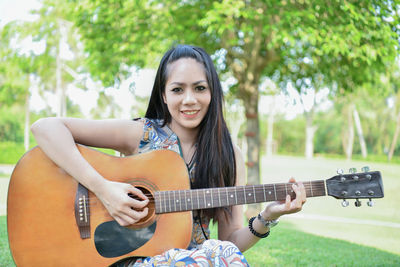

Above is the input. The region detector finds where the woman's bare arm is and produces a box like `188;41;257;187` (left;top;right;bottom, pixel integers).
31;117;148;226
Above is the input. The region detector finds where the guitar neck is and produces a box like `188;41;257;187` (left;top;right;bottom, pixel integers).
154;180;326;214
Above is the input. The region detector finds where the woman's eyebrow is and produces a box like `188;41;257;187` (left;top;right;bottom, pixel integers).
168;80;207;86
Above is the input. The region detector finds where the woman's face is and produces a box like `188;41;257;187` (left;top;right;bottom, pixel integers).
163;57;211;135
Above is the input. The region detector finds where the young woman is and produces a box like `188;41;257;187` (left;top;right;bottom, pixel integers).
31;45;306;266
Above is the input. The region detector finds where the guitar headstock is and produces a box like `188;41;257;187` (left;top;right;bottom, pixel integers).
326;167;383;207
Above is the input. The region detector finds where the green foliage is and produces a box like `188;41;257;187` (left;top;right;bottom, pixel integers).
0;142;25;165
0;22;30;107
313;110;343;155
273;116;305;155
0;106;25;143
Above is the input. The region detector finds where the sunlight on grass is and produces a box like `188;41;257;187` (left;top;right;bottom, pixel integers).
260;155;400;256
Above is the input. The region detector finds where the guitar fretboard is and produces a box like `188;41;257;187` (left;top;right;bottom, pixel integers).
154;180;326;214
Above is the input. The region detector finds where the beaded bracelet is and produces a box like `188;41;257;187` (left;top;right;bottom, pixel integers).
248;216;270;238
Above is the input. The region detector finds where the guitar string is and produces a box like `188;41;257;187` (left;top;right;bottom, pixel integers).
78;184;327;207
73;178;376;210
81;184;327;201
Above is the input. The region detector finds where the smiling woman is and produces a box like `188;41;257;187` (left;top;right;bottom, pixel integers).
162;58;211;150
9;44;307;266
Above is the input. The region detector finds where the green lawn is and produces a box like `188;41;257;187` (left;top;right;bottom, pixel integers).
260;155;400;256
2;216;400;267
2;154;400;266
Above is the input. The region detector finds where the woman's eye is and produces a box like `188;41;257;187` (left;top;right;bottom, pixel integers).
196;86;206;91
172;87;182;93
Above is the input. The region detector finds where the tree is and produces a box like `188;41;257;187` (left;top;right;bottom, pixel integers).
68;0;400;216
0;22;36;150
29;0;87;117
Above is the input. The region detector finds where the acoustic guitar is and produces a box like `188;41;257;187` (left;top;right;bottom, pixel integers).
7;145;384;266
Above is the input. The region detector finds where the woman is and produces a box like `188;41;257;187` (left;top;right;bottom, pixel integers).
31;45;306;266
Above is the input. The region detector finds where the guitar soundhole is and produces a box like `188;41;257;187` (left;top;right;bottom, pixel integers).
129;186;156;229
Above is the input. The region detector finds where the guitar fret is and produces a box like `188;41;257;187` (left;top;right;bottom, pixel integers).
178;190;182;211
209;189;213;208
163;191;166;213
188;190;192;211
197;189;200;210
156;180;328;214
173;191;176;212
226;187;229;206
202;189;206;209
218;188;221;207
184;191;187;210
263;184;266;202
158;192;162;213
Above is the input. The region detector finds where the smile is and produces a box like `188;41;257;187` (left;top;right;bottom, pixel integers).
181;110;200;118
182;110;198;115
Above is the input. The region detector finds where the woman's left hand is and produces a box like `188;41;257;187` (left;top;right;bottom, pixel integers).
261;178;307;220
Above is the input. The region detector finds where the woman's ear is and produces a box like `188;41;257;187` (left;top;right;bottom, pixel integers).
162;92;167;104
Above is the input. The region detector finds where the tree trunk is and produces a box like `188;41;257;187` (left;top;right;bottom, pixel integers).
304;110;317;159
353;107;367;158
243;90;261;219
344;104;354;160
388;111;400;161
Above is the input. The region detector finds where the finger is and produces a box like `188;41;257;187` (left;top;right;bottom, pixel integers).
127;186;149;200
285;194;291;211
289;177;296;183
126;197;149;209
297;181;307;203
124;207;149;221
291;184;303;209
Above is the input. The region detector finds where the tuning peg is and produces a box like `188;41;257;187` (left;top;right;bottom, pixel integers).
337;169;344;175
361;166;370;172
355;199;362;207
341;199;349;207
349;168;357;174
367;199;374;207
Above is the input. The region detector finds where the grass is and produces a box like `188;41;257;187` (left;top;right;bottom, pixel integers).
0;216;14;267
242;222;400;266
2;154;400;266
2;216;399;267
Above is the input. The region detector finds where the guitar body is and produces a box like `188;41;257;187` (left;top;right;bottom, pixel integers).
7;145;192;267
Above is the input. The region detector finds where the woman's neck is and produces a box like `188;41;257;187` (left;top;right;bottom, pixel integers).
168;122;198;163
168;123;198;147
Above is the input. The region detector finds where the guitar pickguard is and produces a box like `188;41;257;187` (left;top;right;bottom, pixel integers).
94;220;157;258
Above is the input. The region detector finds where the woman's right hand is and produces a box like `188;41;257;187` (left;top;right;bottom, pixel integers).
94;180;149;226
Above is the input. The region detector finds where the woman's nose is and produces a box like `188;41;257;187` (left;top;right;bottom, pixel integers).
183;90;196;104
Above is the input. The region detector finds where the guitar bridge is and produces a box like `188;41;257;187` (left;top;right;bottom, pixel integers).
74;183;91;239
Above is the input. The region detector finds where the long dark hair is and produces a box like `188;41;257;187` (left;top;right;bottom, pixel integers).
145;45;236;220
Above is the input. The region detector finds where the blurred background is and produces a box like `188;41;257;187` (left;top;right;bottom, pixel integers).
1;0;400;266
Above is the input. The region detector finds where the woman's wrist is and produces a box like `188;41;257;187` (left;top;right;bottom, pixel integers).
260;209;280;221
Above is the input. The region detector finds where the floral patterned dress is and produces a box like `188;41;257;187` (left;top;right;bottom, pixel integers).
128;118;249;267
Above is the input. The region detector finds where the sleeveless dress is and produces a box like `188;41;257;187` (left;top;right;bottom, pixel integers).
129;118;249;267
